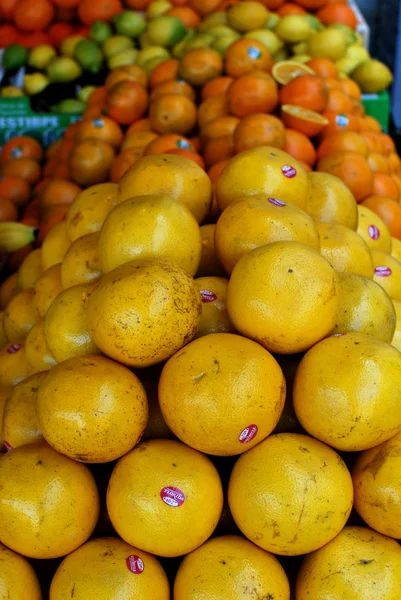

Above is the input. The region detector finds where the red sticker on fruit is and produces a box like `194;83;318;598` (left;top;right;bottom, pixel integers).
4;441;12;452
7;343;21;354
282;165;297;178
239;424;258;444
160;486;185;507
126;555;144;574
200;289;217;303
375;265;392;277
268;197;286;207
368;225;380;240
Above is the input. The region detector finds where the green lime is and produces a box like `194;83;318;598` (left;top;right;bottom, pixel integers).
3;44;28;70
147;15;186;47
113;11;146;37
74;39;104;73
89;20;113;44
46;57;82;83
102;35;134;59
53;99;86;114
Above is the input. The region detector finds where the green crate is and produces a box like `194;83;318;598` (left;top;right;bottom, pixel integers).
0;97;81;147
361;90;391;133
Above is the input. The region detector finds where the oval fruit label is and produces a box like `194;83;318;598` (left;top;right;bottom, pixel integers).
200;289;217;303
282;165;297;178
247;46;261;60
126;555;144;574
268;197;286;207
4;441;12;451
368;225;380;240
7;343;21;354
375;265;392;277
335;114;349;127
160;487;185;507
136;430;145;445
239;424;258;444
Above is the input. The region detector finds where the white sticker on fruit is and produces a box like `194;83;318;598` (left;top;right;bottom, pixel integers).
375;265;392;277
239;424;258;444
160;486;185;507
268;197;286;207
368;225;380;240
200;289;217;303
126;555;144;574
282;165;297;179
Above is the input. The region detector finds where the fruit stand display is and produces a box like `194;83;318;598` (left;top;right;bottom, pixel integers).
1;0;401;598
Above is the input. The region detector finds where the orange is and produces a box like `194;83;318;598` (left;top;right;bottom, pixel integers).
106;81;148;125
87;258;201;367
87;86;108;106
121;131;158;153
227;241;339;353
0;543;42;600
188;0;221;15
16;248;42;291
226;71;279;118
3;289;38;343
216;146;310;212
272;60;315;86
160;332;285;455
13;0;54;31
367;151;390;173
110;148;143;182
339;77;362;100
66;182;119;241
316;221;374;277
334;272;396;342
215;195;320;274
150;80;196;102
77;0;122;24
283;128;316;166
321;111;359;137
69;139;115;187
149;58;179;88
200;115;240;144
362;114;382;132
360;130;383;153
99;195;201;275
371;172;400;202
296;526;401;599
117;154;212;223
165;148;205;168
41;220;70;270
203;135;234;166
380;132;396;155
201;76;233;100
281;104;329;137
0;342;31;390
38;355;147;463
0;196;17;223
174;535;290;600
105;65;147;90
317;151;373;202
372;249;401;301
0;442;99;559
45;282;100;362
107;439;223;556
325;88;354;114
149;94;197;135
167;5;200;26
389;152;401;174
361;195;401;240
277;2;307;14
317;131;369;160
317;3;357;27
77;116;123;149
197;94;228;130
357;204;392;252
0;273;18;310
306;57;338;79
1;158;40;186
197;224;225;277
39;179;81;210
50;537;169;600
224;39;273;78
207;159;229;184
294;332;401;450
25;319;56;374
179;47;223;87
145;133;194;155
1;136;43;162
233;113;285;153
306;171;358;230
279;74;328;113
229;433;352;555
61;232;102;288
194;276;235;336
2;371;46;449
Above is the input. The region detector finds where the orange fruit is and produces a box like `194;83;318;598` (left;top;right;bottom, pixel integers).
159;332;285;455
145;133;193;155
39;178;81;209
3;289;38;343
372;249;401;301
16;248;43;291
165;148;205;168
272;60;315;86
334;272;396;343
106;81;148;125
283;128;316;166
200;115;240;144
197;94;228;130
361;195;401;240
389;152;401;174
150;80;196;102
194;276;235;336
179;47;223;87
87;259;201;367
61;232;102;288
207;159;229;184
280;74;328;113
0;175;30;208
296;526;401;599
281;104;329;137
149;94;197;135
316;221;374;278
306;171;358;230
367;151;390;173
25;319;56;374
50;537;169;600
216;146;310;212
40;220;70;270
226;71;278;118
363;115;382;132
0;442;99;559
66;182;119;241
105;65;147;91
203;134;235;167
174;535;290;600
167;5;201;27
77;0;122;24
371;172;400;202
77;116;123;149
107;438;223;556
357;204;392;252
215;195;320;274
0;197;18;222
360;130;383;153
277;2;307;14
69;139;115;187
325;88;354;114
316;3;357;27
233;113;285;153
224;39;273;78
1;136;43;162
0;543;42;600
121;131;158;152
201;76;234;100
110;148;143;183
196;224;225;277
294;332;401;450
306;57;338;79
1;158;41;186
99;195;201;275
149;58;179;88
117;154;212;223
13;0;54;31
87;86;107;106
317;151;373;202
317;131;369;160
339;77;362;100
229;432;353;555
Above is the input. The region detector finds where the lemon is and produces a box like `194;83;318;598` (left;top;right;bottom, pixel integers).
46;57;82;83
186;33;215;51
147;15;186;47
227;1;269;32
273;47;290;62
1;86;24;97
292;41;308;55
113;10;146;37
146;0;172;20
136;46;170;67
330;23;358;47
89;20;113;44
74;39;103;73
336;58;360;75
275;15;313;43
102;35;134;59
60;35;85;58
307;28;347;61
198;12;227;32
352;59;393;93
211;33;240;55
28;45;56;70
78;86;96;103
244;30;283;55
24;73;49;95
108;48;138;69
208;25;236;37
291;53;311;64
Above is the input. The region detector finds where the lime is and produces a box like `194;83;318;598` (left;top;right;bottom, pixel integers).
186;32;215;50
102;35;134;59
147;15;186;47
113;11;146;37
198;11;227;32
207;26;237;37
78;86;96;103
53;99;86;114
108;48;138;69
304;15;323;31
146;0;172;20
265;13;280;30
89;20;113;45
136;45;170;67
74;39;103;73
24;73;49;95
3;44;28;70
172;29;195;58
60;36;85;58
46;57;82;83
28;45;56;70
